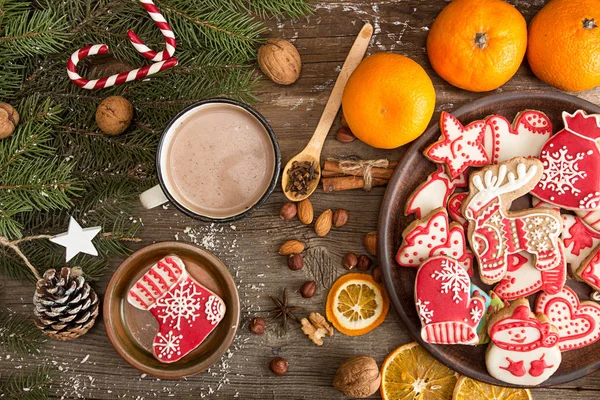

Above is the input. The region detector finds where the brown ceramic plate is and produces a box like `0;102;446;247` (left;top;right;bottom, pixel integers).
104;241;239;379
379;91;600;387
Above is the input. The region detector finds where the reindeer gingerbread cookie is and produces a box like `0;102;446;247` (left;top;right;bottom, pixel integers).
486;298;561;386
463;157;564;285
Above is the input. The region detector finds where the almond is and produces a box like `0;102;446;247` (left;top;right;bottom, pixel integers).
298;198;314;224
279;240;305;255
364;232;377;255
314;209;333;237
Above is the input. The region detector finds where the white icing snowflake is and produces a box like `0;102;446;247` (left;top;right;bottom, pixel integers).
470;305;483;324
488;213;503;225
532;216;544;226
154;279;202;330
416;299;434;324
205;295;225;325
154;331;183;360
531;228;546;241
538;146;587;195
432;259;470;303
537;241;550;252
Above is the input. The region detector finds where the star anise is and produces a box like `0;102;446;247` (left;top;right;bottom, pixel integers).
269;288;304;329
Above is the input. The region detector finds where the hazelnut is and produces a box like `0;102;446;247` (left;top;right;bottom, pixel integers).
343;252;358;270
300;281;316;298
335;127;356;143
287;254;304;271
0;103;19;139
332;209;349;227
269;357;288;376
357;255;372;271
249;317;265;335
372;266;382;283
364;232;377;255
280;202;297;220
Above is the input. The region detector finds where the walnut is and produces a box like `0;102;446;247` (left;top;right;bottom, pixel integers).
0;102;19;139
257;39;301;85
301;312;333;346
333;356;381;398
95;96;133;135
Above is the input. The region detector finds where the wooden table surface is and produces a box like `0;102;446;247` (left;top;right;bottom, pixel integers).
2;1;600;398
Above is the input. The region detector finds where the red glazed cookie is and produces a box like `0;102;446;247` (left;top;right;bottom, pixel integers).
532;110;600;211
535;286;600;352
463;157;563;284
425;111;489;179
414;256;485;345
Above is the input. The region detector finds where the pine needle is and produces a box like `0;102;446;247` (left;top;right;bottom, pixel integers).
0;365;53;400
0;311;47;356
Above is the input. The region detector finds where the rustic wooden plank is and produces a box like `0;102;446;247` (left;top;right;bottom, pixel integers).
1;0;600;398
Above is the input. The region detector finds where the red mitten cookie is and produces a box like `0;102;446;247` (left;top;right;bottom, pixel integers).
415;256;485;345
128;256;226;363
463;157;563;284
536;287;600;352
424;112;489;179
483;110;552;164
532;110;600;211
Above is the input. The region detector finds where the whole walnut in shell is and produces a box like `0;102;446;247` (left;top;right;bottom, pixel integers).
95;96;133;135
257;39;301;85
0;102;20;139
333;356;381;398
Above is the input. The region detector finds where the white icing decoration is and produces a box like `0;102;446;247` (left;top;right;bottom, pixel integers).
154;279;202;330
416;299;434;324
154;331;183;360
538;146;587;196
432;258;470;303
205;295;225;325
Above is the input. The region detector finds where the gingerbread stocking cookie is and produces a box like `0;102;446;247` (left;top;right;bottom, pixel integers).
396;208;473;274
536;287;600;352
425;112;489;179
415;256;485;345
532;110;600;211
404;165;468;218
486;298;561;386
463;157;564;284
127;255;226;363
483;110;552;164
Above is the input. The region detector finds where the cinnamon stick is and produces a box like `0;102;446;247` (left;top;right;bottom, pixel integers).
322;160;396;179
321;170;346;178
322;176;389;192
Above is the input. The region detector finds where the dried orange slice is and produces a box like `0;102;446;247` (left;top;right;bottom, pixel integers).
453;376;532;400
325;272;389;336
380;342;458;400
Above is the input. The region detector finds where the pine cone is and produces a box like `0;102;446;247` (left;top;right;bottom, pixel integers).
33;267;99;341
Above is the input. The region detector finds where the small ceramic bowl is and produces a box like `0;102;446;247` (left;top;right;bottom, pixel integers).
104;242;239;378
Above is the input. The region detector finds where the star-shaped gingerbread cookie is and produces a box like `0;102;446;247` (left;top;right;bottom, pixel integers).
425;111;489;178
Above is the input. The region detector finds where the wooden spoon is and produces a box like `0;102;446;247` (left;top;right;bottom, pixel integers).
281;23;373;201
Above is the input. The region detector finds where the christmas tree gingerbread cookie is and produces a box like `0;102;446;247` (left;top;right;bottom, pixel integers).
483;110;552;164
463;157;564;284
535;287;600;352
486;298;561;386
532;110;600;211
127;255;226;363
425;112;489;179
396;207;473;275
414;256;485;345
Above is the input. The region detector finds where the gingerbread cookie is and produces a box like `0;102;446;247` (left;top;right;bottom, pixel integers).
396;207;473;274
463;157;563;284
486;298;561;386
415;256;485;345
576;246;600;293
483;110;552;164
128;255;226;363
494;247;566;301
535;286;600;352
531;110;600;211
404;164;468;218
562;214;600;275
448;192;468;231
575;208;600;233
424;112;489;179
478;291;507;345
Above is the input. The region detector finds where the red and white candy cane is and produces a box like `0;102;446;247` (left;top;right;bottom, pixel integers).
67;45;178;90
127;0;176;62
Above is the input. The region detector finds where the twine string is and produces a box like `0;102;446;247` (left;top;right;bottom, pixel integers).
334;158;389;190
0;235;52;281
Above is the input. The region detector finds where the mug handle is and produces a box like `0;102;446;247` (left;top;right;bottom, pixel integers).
140;185;169;209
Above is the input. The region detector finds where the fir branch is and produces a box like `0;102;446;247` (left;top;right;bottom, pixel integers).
0;365;52;400
0;311;47;356
237;0;313;19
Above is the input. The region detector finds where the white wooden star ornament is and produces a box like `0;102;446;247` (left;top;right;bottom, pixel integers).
50;217;102;262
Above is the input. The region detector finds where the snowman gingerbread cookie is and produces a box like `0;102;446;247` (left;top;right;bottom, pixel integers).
486;298;561;386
